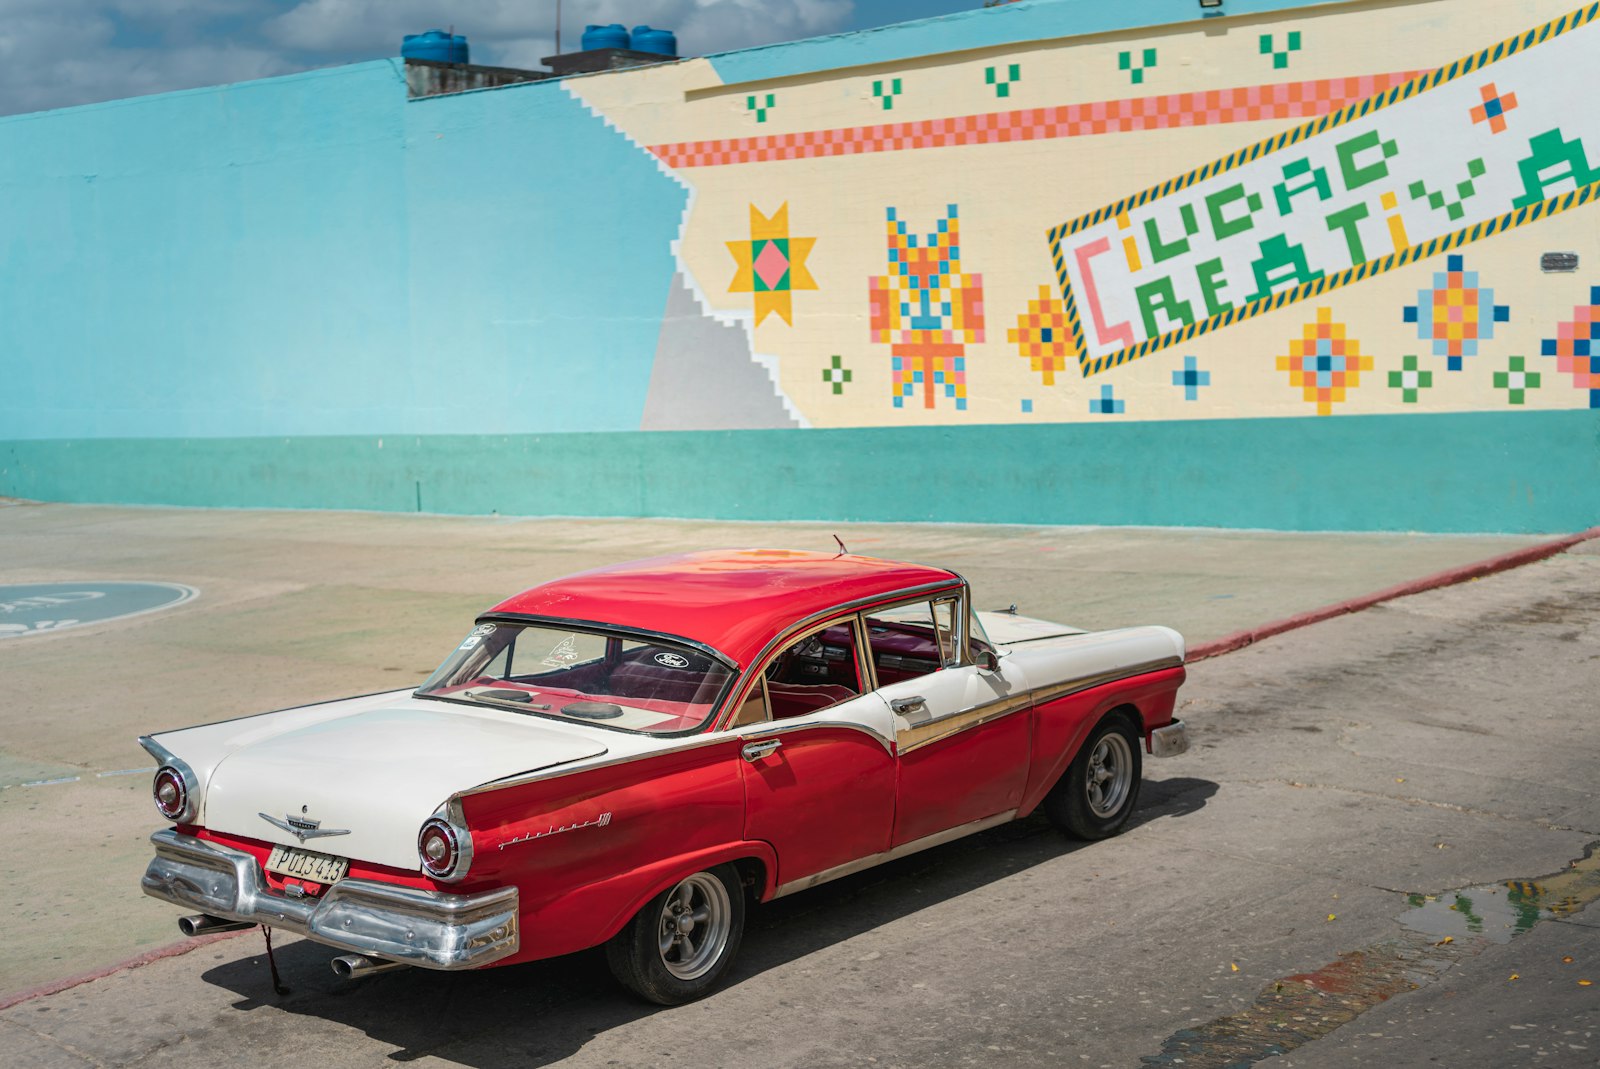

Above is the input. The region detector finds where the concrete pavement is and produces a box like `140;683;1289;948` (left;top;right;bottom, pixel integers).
0;512;1594;1065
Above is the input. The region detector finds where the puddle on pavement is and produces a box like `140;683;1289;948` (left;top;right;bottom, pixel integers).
1140;842;1600;1068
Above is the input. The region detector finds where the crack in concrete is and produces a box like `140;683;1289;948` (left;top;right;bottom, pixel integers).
0;1016;108;1068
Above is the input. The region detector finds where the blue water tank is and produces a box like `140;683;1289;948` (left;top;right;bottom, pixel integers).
629;26;678;57
581;23;629;51
402;29;469;64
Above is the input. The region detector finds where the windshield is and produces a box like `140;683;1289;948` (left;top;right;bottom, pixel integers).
416;621;735;734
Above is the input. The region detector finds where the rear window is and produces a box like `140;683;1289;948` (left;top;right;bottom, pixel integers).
416;621;734;734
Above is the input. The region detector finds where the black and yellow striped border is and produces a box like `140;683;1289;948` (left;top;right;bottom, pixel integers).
1047;3;1600;378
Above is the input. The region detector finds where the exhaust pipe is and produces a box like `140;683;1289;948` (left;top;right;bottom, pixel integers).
330;954;410;979
178;914;255;937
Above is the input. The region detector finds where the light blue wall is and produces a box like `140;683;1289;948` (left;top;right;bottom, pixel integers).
0;60;686;441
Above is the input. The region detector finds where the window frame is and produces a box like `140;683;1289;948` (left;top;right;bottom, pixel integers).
725;613;872;728
858;589;972;690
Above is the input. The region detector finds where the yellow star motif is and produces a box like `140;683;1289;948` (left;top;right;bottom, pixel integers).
726;203;817;326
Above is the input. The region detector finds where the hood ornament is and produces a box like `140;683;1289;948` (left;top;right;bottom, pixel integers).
259;812;351;843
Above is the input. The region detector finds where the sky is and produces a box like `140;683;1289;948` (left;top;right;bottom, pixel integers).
0;0;995;118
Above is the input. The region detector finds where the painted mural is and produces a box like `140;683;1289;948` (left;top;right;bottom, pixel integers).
567;0;1600;429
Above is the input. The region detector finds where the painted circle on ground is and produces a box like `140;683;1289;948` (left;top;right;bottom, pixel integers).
0;582;198;639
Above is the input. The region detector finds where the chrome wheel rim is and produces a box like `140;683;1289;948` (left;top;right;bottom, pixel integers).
1086;731;1133;818
657;873;732;981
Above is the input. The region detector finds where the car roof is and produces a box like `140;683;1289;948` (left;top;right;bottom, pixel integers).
485;549;962;667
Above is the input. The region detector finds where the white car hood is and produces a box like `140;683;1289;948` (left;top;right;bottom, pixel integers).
157;695;607;870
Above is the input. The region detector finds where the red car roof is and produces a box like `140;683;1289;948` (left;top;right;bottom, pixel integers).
486;549;961;667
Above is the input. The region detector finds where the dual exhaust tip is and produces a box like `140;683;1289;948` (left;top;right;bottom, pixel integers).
177;915;410;979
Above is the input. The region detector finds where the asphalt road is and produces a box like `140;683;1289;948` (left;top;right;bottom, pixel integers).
2;536;1595;1066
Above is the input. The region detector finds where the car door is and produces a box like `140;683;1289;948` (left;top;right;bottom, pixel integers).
867;594;1032;848
733;616;897;892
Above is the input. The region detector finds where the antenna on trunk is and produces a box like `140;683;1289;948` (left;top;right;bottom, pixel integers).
833;534;848;556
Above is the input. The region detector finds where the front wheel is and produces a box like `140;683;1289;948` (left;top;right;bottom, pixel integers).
1043;713;1142;840
605;864;745;1005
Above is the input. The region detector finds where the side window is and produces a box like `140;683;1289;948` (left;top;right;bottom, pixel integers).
758;619;864;721
864;597;962;685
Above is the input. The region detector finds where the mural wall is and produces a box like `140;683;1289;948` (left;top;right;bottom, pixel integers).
1;0;1597;532
570;0;1600;431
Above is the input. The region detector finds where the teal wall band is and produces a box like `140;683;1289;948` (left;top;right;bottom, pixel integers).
4;410;1596;533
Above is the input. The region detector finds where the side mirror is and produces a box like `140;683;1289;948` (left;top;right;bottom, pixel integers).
975;649;1000;673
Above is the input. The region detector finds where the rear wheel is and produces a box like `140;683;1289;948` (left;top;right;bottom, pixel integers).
605;864;745;1005
1043;713;1142;839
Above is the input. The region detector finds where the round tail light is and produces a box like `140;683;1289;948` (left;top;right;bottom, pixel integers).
418;818;464;880
153;766;188;820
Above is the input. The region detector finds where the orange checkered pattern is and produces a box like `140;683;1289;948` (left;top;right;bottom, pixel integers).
649;71;1424;169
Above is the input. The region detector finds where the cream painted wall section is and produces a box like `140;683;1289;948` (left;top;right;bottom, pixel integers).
566;0;1597;429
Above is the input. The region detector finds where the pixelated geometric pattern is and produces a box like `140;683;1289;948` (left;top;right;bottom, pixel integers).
1540;284;1600;408
1260;31;1303;70
870;205;984;411
1492;356;1541;405
1020;398;1033;413
1402;254;1510;371
1470;82;1518;134
1089;384;1125;415
1387;355;1434;404
726;203;817;326
650;71;1422;168
1277;308;1373;415
1008;285;1074;385
822;354;853;395
1118;48;1156;85
873;78;903;111
746;93;775;123
986;64;1020;98
1408;158;1487;222
1171;356;1211;401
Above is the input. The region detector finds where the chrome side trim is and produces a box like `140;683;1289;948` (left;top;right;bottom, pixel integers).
454;713;898;799
141;829;518;970
1149;720;1190;758
733;715;897;754
772;809;1017;899
1026;655;1185;707
894;656;1182;755
896;690;1036;754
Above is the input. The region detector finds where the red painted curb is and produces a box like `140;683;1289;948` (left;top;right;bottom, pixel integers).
0;928;248;1011
1186;526;1600;663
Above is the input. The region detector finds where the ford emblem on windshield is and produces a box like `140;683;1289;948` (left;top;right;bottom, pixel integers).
259;812;351;843
654;652;690;668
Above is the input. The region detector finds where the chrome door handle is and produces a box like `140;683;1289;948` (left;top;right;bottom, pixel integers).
890;696;927;714
741;739;782;762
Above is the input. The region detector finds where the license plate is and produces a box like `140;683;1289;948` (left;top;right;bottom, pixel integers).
265;844;349;884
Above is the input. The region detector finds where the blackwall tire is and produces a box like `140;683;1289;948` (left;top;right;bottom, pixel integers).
1044;713;1143;840
605;863;745;1005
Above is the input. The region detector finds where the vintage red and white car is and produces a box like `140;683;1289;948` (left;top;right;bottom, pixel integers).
141;550;1188;1003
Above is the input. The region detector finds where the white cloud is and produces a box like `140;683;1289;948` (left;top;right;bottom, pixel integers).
264;0;854;61
0;0;857;116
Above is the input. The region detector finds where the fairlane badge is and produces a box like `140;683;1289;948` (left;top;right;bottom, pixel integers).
258;812;351;843
498;812;613;851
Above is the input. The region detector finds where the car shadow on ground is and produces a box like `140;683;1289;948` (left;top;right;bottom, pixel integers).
199;775;1216;1067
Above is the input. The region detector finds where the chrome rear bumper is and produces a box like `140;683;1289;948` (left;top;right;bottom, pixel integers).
141;829;518;970
1148;719;1190;758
